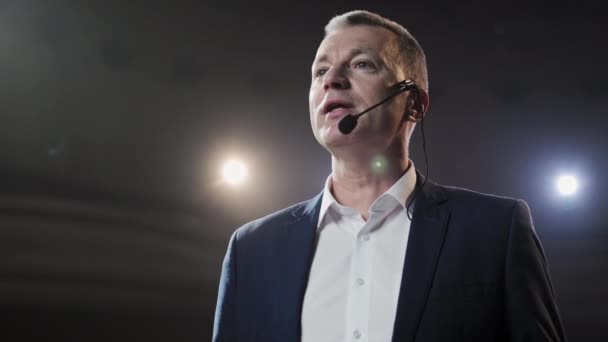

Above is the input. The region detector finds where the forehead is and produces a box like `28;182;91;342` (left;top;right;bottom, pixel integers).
313;25;397;63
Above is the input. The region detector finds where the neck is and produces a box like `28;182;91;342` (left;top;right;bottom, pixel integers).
329;143;411;220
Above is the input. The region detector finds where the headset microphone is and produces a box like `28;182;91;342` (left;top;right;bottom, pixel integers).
337;79;417;134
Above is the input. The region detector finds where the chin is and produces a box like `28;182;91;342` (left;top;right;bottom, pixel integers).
323;131;372;152
320;126;350;144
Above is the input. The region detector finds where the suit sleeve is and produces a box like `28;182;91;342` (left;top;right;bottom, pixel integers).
213;230;238;342
504;200;567;341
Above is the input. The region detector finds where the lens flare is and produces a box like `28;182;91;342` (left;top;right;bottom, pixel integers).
556;175;578;196
222;159;248;185
370;154;388;175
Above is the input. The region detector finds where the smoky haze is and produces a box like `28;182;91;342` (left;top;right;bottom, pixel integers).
1;1;607;341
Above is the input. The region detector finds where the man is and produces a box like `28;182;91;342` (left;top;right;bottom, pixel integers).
213;10;567;342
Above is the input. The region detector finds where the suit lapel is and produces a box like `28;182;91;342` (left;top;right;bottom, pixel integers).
276;193;321;340
392;173;450;342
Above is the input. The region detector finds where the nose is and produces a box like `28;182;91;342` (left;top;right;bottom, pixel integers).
323;67;350;91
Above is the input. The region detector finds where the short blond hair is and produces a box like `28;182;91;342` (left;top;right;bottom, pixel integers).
325;10;428;92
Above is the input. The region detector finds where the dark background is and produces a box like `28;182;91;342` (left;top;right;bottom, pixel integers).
1;0;606;340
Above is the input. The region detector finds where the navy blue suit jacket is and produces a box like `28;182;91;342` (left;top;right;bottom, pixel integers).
213;174;567;341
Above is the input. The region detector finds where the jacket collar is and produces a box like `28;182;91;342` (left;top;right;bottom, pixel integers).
273;192;321;339
291;191;323;223
392;171;450;342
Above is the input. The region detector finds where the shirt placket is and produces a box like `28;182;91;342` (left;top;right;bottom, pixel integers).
344;215;374;342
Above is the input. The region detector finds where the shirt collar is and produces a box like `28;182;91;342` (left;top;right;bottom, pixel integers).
317;161;417;227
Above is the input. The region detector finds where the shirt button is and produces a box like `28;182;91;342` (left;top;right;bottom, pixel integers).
353;330;362;339
362;234;370;241
356;278;365;286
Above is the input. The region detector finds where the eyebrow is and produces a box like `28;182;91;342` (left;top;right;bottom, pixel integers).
312;48;379;67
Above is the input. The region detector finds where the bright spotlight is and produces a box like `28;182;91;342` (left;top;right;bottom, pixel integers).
222;159;247;185
556;174;578;196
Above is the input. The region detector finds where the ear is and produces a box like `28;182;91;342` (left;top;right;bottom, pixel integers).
407;88;430;121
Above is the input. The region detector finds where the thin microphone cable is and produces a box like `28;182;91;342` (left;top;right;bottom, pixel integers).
406;105;429;221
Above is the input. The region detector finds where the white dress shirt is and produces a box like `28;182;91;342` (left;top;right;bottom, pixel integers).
301;164;416;342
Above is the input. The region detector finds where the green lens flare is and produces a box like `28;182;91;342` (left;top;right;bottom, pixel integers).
370;154;388;175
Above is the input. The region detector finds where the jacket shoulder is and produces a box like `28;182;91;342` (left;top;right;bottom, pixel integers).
431;183;533;242
437;183;527;217
233;196;318;241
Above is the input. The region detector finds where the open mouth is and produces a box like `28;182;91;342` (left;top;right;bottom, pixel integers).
324;101;352;114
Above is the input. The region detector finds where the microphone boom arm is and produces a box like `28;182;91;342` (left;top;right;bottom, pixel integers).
338;79;417;134
354;80;416;119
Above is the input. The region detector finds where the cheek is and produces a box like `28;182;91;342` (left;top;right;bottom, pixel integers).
373;100;406;132
309;109;317;129
308;86;322;122
309;84;321;105
385;100;408;132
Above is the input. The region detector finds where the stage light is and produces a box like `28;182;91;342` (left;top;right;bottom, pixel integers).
556;174;578;196
222;159;247;185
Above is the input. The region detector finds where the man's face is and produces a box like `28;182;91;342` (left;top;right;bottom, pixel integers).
309;25;408;153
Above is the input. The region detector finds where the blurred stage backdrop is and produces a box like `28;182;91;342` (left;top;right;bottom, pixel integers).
1;0;607;341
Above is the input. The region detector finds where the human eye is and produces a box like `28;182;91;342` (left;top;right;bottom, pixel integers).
314;67;329;78
353;60;376;71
